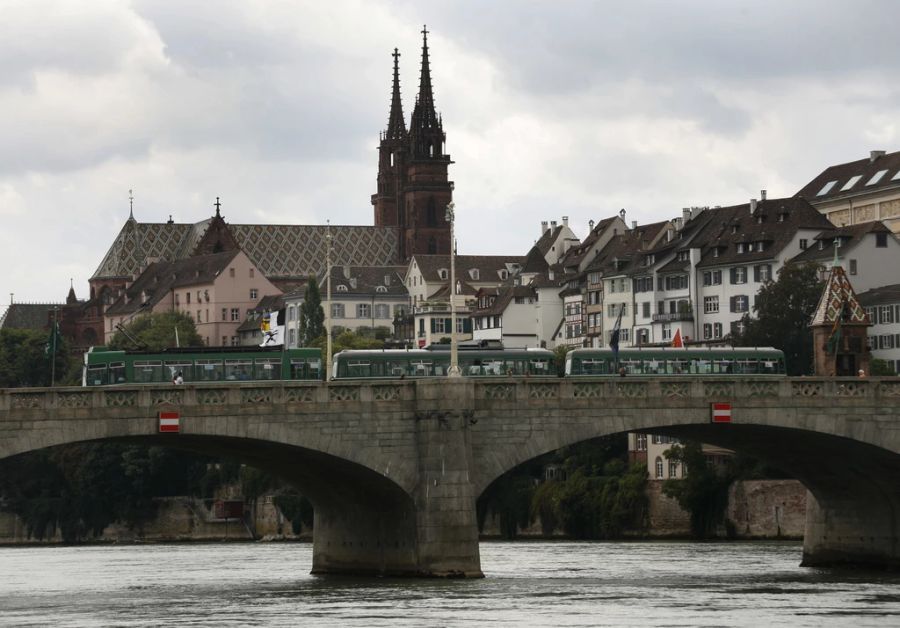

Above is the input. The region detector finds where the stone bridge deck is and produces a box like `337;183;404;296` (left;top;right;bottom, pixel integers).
1;376;899;576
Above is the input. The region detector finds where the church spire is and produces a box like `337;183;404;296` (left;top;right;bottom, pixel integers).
413;26;436;124
385;48;407;140
409;25;445;160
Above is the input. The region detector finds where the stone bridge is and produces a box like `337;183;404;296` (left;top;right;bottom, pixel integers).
1;376;899;577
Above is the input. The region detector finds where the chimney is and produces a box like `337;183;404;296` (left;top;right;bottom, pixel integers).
550;220;557;229
870;150;886;162
589;219;595;231
682;207;691;223
548;269;555;281
760;189;767;201
541;220;549;235
562;216;569;227
349;277;357;289
750;199;757;214
342;265;351;279
631;220;637;230
674;217;684;231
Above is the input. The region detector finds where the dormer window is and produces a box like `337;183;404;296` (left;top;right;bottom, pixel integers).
376;286;387;293
677;251;689;262
469;269;480;280
731;224;739;234
499;269;508;280
756;215;764;224
713;247;720;258
818;240;825;251
438;269;448;280
337;284;348;292
737;243;744;254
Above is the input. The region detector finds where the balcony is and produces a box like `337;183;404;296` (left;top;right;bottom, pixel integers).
652;311;694;323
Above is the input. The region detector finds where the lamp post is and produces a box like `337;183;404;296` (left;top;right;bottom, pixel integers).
325;221;333;380
446;201;460;377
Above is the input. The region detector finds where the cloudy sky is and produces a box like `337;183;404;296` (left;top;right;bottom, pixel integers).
3;0;900;310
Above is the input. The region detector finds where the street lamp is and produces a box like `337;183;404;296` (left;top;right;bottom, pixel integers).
446;200;460;377
325;221;333;380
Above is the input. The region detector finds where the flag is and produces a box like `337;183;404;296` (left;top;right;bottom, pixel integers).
671;328;684;348
259;309;285;347
44;321;62;358
609;304;624;360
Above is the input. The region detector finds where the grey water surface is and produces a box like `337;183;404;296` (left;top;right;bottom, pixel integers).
1;541;899;626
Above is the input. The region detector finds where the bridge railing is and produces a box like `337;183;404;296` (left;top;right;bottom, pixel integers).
1;377;898;413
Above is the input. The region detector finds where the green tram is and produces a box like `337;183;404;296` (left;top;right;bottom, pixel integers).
332;348;557;379
565;347;786;376
83;346;323;386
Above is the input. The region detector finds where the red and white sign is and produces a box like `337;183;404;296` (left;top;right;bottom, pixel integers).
158;411;181;433
710;403;732;423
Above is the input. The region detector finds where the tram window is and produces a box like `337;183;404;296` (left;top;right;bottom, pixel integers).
307;358;322;379
762;360;776;374
196;359;224;381
165;361;192;381
225;359;253;380
696;360;711;374
530;359;551;375
668;359;689;375
645;360;661;375
108;362;126;383
133;360;163;383
254;359;281;380
347;360;371;378
87;364;108;386
621;359;641;374
410;360;433;376
483;360;503;375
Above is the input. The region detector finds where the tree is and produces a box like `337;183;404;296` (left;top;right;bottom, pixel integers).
108;311;203;351
870;358;897;376
734;262;823;375
662;442;731;538
298;275;325;346
553;344;572;377
0;328;73;388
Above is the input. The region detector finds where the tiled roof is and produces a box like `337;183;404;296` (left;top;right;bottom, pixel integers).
412;254;523;283
810;264;869;326
584;221;670;277
692;198;832;269
561;216;618;269
535;225;564;257
313;265;409;298
0;303;61;330
796;150;900;203
521;245;550;274
104;250;240;316
789;221;894;265
856;283;900;307
473;285;534;317
92;216;401;282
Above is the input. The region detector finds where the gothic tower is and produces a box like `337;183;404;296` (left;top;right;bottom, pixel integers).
372;27;453;260
372;48;408;230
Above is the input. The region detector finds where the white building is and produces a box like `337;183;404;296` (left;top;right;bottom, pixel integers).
858;284;900;374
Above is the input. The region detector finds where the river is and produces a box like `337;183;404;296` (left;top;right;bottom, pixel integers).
1;541;898;626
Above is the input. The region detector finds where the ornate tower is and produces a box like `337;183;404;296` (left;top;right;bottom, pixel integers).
372;48;408;230
402;26;453;259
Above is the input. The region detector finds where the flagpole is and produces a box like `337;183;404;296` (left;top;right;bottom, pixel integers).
50;307;58;387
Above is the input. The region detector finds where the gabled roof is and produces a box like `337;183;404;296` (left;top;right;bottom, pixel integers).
104;250;240;317
584;221;670;277
0;303;61;330
692;198;832;269
535;225;565;257
789;221;894;265
561;216;618;269
411;254;523;283
797;150;900;203
92;215;400;282
521;245;551;274
856;283;900;307
308;265;408;298
473;285;535;317
810;263;869;327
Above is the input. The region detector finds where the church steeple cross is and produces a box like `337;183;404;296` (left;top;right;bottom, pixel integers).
214;197;222;216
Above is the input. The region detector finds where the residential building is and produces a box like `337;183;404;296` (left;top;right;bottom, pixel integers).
797;149;900;236
103;250;278;347
858;284;900;373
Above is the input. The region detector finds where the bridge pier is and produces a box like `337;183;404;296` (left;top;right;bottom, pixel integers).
802;492;900;570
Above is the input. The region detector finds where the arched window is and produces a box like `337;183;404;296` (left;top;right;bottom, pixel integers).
655;457;664;479
427;197;437;227
375;286;387;293
337;285;348;292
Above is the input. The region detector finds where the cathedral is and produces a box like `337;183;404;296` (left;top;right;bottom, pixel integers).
30;28;455;349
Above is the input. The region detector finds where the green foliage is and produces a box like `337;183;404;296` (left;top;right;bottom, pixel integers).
108;311;203;351
0;328;72;388
332;329;384;352
298;275;325;346
0;444;216;541
734;263;823;375
662;442;731;538
870;358;897;376
553;344;572;376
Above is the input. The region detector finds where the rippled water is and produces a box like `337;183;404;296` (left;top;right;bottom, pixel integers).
1;541;899;626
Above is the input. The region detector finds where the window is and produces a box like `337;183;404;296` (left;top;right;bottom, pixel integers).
331;303;345;318
288;328;296;346
609;280;616;293
337;284;348;292
643;302;651;318
702;270;722;286
877;232;888;248
655;457;664;479
196;310;201;323
840;175;863;191
730;267;747;284
456;318;467;334
221;308;227;321
438;269;448;280
880;306;894;324
229;268;235;278
704;296;719;314
731;295;749;313
665;275;688;291
230;308;240;321
374;304;390;319
635;434;647;451
250;289;258;300
186;292;191;304
231;336;239;346
714;322;723;338
800;239;808;250
662;324;672;341
222;336;228;346
669;461;678;478
249;268;255;278
849;259;858;275
731;320;747;336
469;269;480;280
287;306;295;322
753;264;772;283
817;180;837;196
703;323;712;339
867;170;888;186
